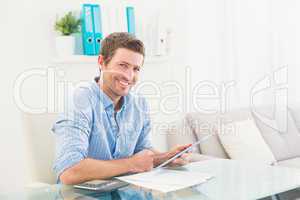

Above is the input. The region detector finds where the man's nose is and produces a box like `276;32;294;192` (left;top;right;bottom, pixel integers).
123;68;134;81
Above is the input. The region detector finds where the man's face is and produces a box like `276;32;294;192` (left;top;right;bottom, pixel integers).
99;48;144;97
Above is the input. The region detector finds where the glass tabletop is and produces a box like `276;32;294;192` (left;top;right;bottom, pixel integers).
1;159;300;200
0;184;211;200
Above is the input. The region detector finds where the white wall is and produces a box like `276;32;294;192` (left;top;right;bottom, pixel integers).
0;1;28;192
185;0;300;112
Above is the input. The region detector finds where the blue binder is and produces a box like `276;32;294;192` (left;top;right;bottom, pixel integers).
126;7;136;35
92;5;103;54
81;4;96;55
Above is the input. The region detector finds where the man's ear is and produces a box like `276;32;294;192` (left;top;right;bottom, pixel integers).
98;55;105;70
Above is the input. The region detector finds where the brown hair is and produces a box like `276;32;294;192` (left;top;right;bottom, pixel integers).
100;32;145;65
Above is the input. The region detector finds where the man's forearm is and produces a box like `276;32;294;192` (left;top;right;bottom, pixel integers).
60;158;133;185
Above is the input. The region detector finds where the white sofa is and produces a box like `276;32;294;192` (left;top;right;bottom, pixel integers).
167;106;300;166
166;106;300;199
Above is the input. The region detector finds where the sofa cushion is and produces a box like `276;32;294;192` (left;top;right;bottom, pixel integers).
219;119;276;165
186;109;253;159
277;157;300;169
186;113;228;158
254;109;300;161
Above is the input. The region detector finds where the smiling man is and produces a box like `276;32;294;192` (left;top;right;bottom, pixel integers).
52;32;190;185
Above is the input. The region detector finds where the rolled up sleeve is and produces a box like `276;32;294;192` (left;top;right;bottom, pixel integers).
52;88;92;180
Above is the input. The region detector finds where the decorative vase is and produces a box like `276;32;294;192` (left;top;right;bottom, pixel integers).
55;35;75;57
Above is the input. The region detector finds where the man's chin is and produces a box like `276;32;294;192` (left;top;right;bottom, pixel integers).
115;89;130;97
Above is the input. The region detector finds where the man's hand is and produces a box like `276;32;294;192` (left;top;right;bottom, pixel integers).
167;144;192;167
128;149;154;173
152;144;192;168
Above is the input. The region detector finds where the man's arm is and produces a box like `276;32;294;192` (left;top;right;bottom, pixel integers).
60;158;131;185
53;87;153;185
60;149;154;185
60;145;192;185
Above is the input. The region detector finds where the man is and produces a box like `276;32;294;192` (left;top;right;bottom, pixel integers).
52;32;191;185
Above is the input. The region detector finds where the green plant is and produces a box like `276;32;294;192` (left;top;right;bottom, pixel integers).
55;12;81;36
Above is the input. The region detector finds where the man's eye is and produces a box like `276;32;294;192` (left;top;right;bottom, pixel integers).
120;64;128;69
134;67;140;72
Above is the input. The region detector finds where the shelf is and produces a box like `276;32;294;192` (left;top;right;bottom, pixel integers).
51;55;170;65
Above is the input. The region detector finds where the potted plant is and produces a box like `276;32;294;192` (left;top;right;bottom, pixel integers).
54;11;81;56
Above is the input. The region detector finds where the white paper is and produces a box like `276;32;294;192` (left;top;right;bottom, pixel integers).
116;169;213;193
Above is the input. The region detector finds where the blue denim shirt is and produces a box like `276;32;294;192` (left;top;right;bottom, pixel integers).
52;80;152;180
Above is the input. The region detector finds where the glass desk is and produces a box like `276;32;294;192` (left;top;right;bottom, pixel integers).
2;159;300;200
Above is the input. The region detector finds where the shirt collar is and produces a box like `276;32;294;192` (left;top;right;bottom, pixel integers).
92;80;130;110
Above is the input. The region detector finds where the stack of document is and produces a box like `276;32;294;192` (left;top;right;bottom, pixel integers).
116;169;213;193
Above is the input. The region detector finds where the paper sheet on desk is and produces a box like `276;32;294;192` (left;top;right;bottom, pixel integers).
116;169;213;193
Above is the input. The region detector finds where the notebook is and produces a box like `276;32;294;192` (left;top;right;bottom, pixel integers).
116;168;213;193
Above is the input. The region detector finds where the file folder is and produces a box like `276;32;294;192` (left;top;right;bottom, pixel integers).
92;5;103;54
126;7;136;35
81;4;96;55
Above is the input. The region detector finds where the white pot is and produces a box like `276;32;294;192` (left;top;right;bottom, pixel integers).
55;35;75;57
